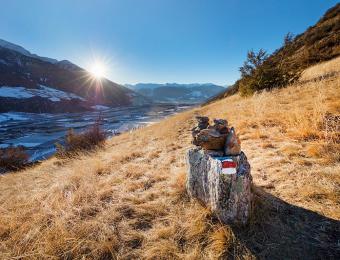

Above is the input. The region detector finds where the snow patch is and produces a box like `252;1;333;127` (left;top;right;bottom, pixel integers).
0;86;34;98
0;85;85;102
38;85;85;101
0;112;29;123
91;105;110;110
49;97;61;102
0;59;9;65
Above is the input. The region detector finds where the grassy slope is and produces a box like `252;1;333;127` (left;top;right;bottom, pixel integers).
0;59;339;259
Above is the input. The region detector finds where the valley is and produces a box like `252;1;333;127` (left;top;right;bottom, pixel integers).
0;63;338;258
0;104;192;162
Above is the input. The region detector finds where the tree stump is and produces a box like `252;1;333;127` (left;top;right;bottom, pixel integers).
186;147;252;225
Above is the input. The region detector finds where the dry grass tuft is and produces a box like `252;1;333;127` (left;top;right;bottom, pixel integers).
170;171;189;201
300;56;340;81
56;121;106;157
206;226;234;258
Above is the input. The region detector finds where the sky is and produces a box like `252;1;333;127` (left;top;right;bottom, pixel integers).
0;0;338;85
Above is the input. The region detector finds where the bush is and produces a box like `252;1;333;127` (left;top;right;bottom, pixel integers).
236;4;340;97
0;146;29;172
208;3;340;103
56;120;106;157
238;49;289;96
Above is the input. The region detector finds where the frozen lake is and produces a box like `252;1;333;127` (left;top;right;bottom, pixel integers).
0;104;193;161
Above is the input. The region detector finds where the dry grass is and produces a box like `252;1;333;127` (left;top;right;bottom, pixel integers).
300;55;340;81
0;59;339;259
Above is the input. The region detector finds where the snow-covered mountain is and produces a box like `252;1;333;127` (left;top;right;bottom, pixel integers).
0;39;150;113
0;85;85;101
126;83;225;104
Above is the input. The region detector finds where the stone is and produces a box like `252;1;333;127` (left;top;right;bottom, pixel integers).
192;116;210;139
193;128;227;150
196;116;209;129
213;118;228;126
224;127;241;155
204;149;224;157
186;147;252;225
212;119;229;134
196;116;209;122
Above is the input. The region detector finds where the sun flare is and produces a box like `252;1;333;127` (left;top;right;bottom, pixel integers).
90;62;106;79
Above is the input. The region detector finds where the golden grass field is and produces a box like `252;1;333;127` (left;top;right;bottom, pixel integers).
300;56;340;81
0;58;339;259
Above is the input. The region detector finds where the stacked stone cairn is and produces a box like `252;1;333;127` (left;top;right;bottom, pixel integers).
187;116;252;225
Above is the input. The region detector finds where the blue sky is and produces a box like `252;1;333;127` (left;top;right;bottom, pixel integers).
0;0;337;85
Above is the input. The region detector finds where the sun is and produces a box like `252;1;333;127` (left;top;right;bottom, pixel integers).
90;62;106;79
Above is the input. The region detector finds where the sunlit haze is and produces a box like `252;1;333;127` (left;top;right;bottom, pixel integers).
90;62;107;79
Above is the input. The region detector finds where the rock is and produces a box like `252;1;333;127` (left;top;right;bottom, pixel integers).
212;119;228;134
196;116;209;129
197;116;209;123
204;149;224;157
192;116;241;154
224;127;241;155
193;128;227;150
192;116;210;139
213;118;227;126
186;147;252;225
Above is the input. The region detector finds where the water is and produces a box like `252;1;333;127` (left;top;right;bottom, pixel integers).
0;104;193;161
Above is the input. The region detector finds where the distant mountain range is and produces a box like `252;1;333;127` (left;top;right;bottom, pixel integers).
126;83;225;104
0;39;226;113
0;39;149;113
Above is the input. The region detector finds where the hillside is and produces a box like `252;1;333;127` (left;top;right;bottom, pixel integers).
211;3;340;101
126;83;225;104
0;58;339;259
0;40;149;113
0;39;58;64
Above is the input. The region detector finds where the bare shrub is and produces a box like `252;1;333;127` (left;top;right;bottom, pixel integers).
0;146;29;172
56;120;106;157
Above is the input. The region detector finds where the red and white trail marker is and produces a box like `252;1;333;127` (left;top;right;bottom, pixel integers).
220;159;237;175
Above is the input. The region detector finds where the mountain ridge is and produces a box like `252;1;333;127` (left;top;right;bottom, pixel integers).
0;40;150;112
0;38;59;64
126;83;225;104
209;3;340;102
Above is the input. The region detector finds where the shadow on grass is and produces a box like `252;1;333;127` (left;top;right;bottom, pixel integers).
231;187;340;259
